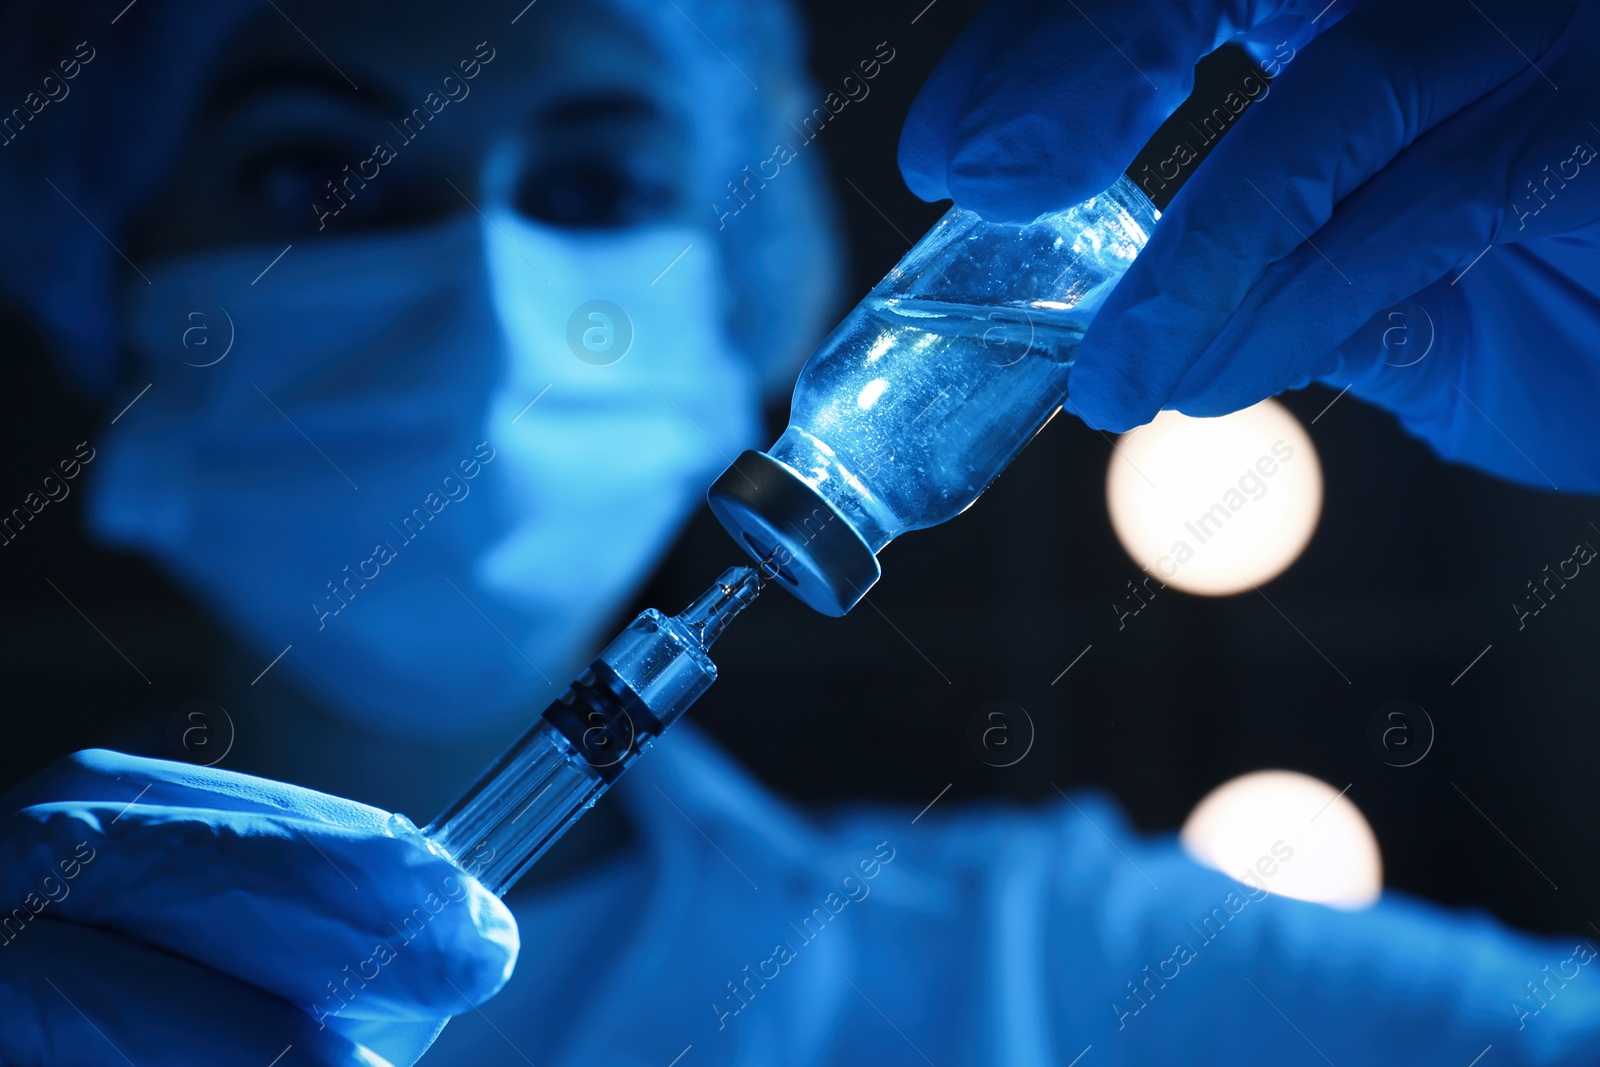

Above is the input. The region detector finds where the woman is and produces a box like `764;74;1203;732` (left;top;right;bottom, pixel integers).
3;0;1597;1064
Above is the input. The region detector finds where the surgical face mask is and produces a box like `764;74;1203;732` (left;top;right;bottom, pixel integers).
91;212;760;736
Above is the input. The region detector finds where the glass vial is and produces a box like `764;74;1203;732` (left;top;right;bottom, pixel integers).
709;176;1159;615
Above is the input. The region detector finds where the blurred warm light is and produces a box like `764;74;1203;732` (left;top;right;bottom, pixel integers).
1181;770;1382;910
1105;399;1322;596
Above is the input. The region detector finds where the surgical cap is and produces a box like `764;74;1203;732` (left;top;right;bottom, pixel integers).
0;0;842;399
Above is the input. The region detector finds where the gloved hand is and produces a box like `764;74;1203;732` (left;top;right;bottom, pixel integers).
900;0;1600;491
0;749;518;1067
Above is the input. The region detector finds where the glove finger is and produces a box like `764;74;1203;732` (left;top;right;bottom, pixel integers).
1326;231;1600;491
899;0;1046;204
0;918;394;1067
901;0;1306;222
1;799;517;1019
1070;0;1543;431
1232;1;1348;73
2;748;393;829
1171;7;1600;417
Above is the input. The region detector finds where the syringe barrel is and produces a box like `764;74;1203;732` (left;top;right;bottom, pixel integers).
420;715;605;897
416;568;759;896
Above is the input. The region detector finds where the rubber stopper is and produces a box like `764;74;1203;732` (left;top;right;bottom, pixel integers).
707;451;880;617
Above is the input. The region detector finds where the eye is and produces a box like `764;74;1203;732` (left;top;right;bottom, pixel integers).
514;162;675;230
233;140;456;234
235;141;354;223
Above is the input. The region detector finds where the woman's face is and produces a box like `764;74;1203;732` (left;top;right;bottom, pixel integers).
95;1;767;735
128;0;703;263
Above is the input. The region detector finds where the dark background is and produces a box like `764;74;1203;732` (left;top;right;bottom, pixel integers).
2;0;1596;941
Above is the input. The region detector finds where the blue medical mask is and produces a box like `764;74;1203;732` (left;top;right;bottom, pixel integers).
91;212;761;736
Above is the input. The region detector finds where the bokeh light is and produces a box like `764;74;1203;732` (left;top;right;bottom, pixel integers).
1181;770;1382;910
1105;399;1322;596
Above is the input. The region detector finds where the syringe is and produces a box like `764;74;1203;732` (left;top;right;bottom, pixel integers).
395;566;762;895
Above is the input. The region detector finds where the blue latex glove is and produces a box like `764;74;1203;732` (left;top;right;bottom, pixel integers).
901;0;1600;491
0;750;518;1067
